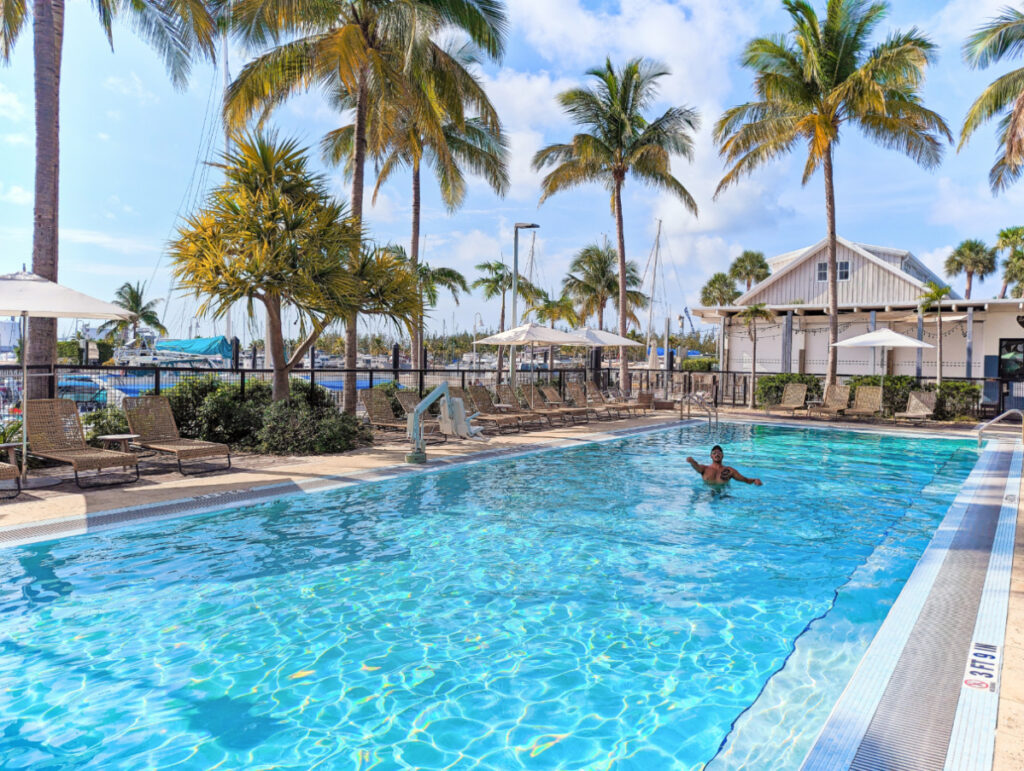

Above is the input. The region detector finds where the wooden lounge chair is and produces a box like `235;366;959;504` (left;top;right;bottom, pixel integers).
26;398;140;487
766;383;808;416
524;384;585;424
845;385;883;419
495;384;560;427
469;384;547;431
450;386;520;434
123;395;231;475
808;385;850;418
894;390;936;423
0;444;20;500
635;391;654;414
565;382;615;421
539;386;589;423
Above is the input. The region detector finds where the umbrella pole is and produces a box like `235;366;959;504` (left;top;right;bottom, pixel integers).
20;313;27;479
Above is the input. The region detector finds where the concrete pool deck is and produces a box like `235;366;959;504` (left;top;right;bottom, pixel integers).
0;410;1021;770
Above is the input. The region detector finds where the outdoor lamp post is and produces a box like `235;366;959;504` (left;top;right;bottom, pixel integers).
511;222;540;385
472;312;484;368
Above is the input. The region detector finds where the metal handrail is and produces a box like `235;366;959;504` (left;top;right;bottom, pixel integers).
681;393;718;426
976;408;1024;447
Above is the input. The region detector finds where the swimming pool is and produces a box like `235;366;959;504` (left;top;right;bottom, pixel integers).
0;423;979;769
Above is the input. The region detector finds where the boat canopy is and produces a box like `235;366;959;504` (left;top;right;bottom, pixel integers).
155;336;232;358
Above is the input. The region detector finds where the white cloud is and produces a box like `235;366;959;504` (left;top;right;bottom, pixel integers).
929;176;1024;231
104;73;158;106
0;183;32;205
2;133;29;145
0;84;25;122
97;132;110;142
928;0;1006;46
918;244;954;279
59;228;161;254
103;195;136;220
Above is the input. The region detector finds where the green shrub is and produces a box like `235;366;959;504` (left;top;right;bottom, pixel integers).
847;375;919;416
81;407;129;446
196;382;270;447
161;375;224;438
755;373;822;407
933;381;981;420
680;357;716;372
257;399;370;455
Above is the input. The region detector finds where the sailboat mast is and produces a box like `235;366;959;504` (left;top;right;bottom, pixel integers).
221;16;233;342
645;220;662;356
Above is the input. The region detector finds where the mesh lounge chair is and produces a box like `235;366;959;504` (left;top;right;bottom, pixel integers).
392;390;445;442
469;385;547;431
0;445;20;500
450;386;520;434
766;383;808;416
539;385;589;423
603;388;642;417
359;389;408;432
845;385;883;419
123;395;231;475
524;384;585;424
495;384;560;427
26;398;140;487
565;382;614;421
894;390;936;423
808;385;850;418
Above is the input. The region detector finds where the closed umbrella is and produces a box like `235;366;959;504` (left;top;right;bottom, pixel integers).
0;271;132;480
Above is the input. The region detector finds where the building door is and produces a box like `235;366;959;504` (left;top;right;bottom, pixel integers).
998;338;1024;412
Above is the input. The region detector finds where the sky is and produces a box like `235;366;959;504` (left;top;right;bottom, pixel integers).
0;0;1022;345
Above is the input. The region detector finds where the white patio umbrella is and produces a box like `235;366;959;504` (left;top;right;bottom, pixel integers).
570;327;643;347
475;323;592;385
831;328;933;409
0;271;132;479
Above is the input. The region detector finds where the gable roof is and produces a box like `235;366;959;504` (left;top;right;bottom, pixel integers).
736;236;959;305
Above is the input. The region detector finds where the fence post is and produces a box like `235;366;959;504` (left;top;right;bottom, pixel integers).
418;368;425;398
309;365;316;393
154;367;161;395
368;369;373;392
461;371;466;390
239;370;245;399
48;365;55;399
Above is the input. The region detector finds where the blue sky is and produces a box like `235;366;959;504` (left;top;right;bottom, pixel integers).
0;0;1022;344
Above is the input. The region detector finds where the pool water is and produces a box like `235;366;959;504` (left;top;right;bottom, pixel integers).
0;423;978;769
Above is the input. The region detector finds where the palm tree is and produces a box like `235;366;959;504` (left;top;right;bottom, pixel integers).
98;282;168;341
699;273;740;307
169;132;362;401
472;260;541;375
532;57;699;392
961;7;1024;191
944;239;996;299
523;291;579;369
714;0;950;387
392;246;469;361
738;303;774;408
320;40;508;368
919;281;952;385
562;242;647;330
997;226;1024;297
1;0;216;392
729;250;770;291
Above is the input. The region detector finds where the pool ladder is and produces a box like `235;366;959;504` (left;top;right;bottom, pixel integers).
681;393;718;426
975;408;1024;447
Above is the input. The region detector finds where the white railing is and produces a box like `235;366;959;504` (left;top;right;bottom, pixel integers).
681;393;718;426
976;409;1024;447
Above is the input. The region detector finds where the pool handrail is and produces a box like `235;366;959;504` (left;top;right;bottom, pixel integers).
681;392;718;425
975;408;1024;447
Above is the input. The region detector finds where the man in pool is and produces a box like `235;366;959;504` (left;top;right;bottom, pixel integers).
686;445;762;486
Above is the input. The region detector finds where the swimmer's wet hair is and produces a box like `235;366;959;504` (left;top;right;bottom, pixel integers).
711;445;723;453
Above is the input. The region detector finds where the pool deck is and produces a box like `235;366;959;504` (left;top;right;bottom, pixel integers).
0;409;1022;770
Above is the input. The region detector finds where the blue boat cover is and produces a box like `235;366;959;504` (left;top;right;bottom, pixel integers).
155;336;232;358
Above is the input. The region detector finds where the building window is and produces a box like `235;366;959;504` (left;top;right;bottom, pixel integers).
816;262;827;281
816;261;851;281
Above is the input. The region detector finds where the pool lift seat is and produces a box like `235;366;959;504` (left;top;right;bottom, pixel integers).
406;382;485;463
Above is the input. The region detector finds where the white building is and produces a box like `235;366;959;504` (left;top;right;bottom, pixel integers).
693;236;1024;410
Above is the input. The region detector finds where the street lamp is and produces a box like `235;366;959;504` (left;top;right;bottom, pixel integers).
472;312;484;368
510;222;540;384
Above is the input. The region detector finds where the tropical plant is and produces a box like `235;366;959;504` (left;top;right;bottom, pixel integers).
919;281;952;385
169;132;362;401
472;260;541;374
523;291;580;369
714;0;950;387
944;239;996;299
562;241;647;330
0;0;216;391
997;226;1024;297
737;303;774;407
532;57;699;391
389;246;469;365
961;6;1024;191
98;281;168;340
699;273;740;307
728;250;770;291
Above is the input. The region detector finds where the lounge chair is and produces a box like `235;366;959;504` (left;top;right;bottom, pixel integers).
808;385;850;418
469;384;547;431
450;386;520;434
359;389;408;432
524;384;586;424
845;385;884;419
539;385;589;423
26;398;140;487
392;390;446;442
603;388;642;417
766;383;808;416
565;382;615;421
123;395;231;474
635;391;654;414
894;390;936;423
0;444;20;500
495;384;560;427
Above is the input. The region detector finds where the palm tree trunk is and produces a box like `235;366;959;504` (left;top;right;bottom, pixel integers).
27;0;63;398
342;72;368;412
965;271;973;300
410;161;421;368
935;309;942;386
343;310;359;413
1000;279;1008;299
749;326;757;409
823;148;839;389
613;179;629;394
496;291;506;376
264;295;289;401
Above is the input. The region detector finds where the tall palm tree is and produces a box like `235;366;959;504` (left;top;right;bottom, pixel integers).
728;250;770;291
532;57;699;391
699;273;740;307
919;281;952;385
714;0;950;387
738;303;774;408
562;242;647;330
1;0;216;392
944;239;996;299
472;260;540;374
320;40;508;368
392;246;469;361
98;281;168;340
997;225;1024;297
961;6;1024;191
523;291;579;369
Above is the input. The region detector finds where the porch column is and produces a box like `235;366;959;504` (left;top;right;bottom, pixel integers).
869;310;877;375
966;307;974;379
916;309;924;379
782;311;793;373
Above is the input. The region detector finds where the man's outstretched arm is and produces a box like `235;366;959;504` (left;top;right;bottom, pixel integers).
726;466;762;486
685;456;706;475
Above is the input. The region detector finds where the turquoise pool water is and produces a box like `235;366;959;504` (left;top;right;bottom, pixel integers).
0;423;978;769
